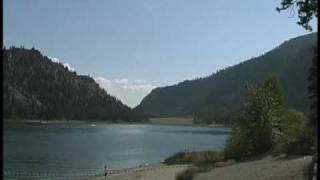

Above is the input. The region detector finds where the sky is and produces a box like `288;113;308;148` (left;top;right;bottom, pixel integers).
4;0;317;107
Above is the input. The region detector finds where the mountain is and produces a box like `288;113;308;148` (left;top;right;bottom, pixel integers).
135;33;317;124
3;47;145;122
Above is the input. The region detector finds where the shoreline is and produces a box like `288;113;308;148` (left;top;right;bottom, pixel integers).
90;155;312;180
149;117;230;128
3;119;90;124
3;119;146;125
90;164;190;180
3;163;190;180
3;118;230;128
97;155;312;180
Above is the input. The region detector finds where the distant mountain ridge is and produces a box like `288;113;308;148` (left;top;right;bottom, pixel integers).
3;47;145;122
135;33;317;124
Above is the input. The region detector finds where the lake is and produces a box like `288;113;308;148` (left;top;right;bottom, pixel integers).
3;123;231;176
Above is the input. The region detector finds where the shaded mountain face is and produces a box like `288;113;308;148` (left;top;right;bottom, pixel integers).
135;33;317;124
3;47;145;122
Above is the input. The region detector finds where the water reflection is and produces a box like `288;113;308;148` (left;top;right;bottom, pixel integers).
4;123;231;174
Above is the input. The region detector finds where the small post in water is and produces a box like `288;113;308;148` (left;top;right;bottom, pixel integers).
104;165;107;180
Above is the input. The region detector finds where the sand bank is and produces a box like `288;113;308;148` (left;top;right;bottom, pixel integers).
194;155;312;180
90;164;190;180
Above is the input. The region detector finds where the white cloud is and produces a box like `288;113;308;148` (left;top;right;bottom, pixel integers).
62;63;75;72
48;56;60;63
133;79;145;84
94;76;156;107
48;56;75;72
114;78;129;85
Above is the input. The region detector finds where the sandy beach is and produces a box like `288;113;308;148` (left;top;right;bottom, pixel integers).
194;155;312;180
90;164;190;180
88;155;312;180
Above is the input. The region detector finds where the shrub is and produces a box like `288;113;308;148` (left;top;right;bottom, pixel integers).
192;151;224;167
175;167;198;180
274;109;313;155
224;125;254;159
164;152;193;165
164;151;224;166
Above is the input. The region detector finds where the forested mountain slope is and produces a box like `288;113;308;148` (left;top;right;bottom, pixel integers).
135;33;317;124
3;47;144;122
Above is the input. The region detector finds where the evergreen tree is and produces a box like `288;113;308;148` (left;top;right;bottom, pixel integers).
3;47;146;122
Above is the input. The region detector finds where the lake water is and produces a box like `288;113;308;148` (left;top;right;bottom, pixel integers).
4;123;231;175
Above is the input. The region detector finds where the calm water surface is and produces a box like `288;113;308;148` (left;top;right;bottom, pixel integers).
4;123;230;174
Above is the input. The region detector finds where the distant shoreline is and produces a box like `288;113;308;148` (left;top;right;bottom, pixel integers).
2;119;143;125
3;118;230;128
149;117;229;128
3;119;85;124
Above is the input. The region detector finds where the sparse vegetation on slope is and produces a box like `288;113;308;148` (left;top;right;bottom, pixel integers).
135;33;316;125
3;47;145;122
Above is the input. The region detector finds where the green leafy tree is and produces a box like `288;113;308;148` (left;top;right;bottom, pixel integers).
275;109;313;155
276;1;318;138
276;3;317;178
224;76;286;159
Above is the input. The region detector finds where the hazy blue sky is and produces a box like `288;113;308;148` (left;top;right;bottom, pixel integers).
4;0;317;107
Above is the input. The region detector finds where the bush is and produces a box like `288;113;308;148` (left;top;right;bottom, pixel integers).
193;151;224;166
274;109;313;155
175;167;198;180
224;125;254;159
164;151;224;166
164;152;192;165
